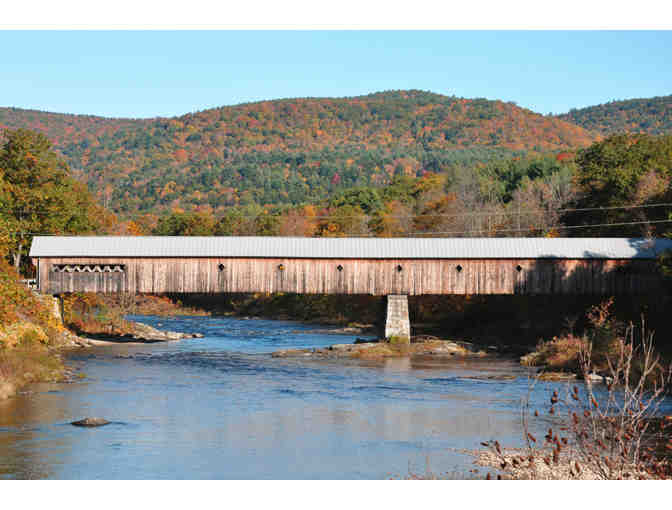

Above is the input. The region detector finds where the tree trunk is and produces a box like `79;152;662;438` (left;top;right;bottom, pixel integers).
12;251;21;273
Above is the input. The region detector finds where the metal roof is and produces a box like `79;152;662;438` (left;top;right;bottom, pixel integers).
28;236;672;259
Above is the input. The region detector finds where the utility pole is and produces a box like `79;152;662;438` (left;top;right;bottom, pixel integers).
14;212;24;274
517;203;521;236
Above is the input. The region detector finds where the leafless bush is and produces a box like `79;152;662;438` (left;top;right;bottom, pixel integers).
115;291;138;316
478;319;672;479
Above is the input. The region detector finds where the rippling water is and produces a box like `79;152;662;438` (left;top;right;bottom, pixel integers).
0;315;627;479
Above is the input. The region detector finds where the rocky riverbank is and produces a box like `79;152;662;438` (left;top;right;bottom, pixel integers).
62;320;204;347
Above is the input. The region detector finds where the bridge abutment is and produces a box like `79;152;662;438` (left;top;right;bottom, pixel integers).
384;295;410;343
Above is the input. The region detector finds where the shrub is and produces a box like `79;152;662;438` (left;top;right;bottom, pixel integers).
62;292;133;336
0;260;62;344
387;335;410;345
478;319;672;479
522;298;625;373
522;334;586;371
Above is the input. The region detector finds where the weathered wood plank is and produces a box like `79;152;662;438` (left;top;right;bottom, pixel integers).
35;257;664;296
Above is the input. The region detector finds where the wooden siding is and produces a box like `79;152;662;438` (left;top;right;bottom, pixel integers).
36;257;663;296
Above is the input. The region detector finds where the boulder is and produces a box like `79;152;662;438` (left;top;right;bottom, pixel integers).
329;343;354;351
271;348;312;358
536;371;577;381
129;322;195;342
585;372;613;383
71;418;111;427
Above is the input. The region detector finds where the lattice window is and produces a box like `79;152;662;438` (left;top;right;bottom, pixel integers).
52;264;125;273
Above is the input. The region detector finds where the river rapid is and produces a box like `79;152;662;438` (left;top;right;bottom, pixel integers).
1;315;589;479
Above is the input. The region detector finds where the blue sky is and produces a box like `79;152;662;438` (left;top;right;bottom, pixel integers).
0;31;670;118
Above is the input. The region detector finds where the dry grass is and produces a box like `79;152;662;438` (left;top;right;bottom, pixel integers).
344;339;471;359
350;343;409;359
0;340;65;397
522;334;587;371
473;447;655;480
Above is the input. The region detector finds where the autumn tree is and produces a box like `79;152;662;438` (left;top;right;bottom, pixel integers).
0;128;105;272
369;200;413;237
277;206;318;236
315;205;370;237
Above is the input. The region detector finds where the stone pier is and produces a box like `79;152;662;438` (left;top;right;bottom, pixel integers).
384;294;410;343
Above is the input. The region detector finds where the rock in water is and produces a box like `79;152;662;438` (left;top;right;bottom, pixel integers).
71;418;111;427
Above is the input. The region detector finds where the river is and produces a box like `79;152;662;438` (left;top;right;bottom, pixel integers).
1;315;584;479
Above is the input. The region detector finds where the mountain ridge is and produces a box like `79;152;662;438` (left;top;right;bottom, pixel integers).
556;94;672;136
2;89;667;217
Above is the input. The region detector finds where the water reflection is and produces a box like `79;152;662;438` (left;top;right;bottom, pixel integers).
0;315;606;479
0;382;77;479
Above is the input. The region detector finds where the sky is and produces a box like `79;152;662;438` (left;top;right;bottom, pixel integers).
0;30;671;119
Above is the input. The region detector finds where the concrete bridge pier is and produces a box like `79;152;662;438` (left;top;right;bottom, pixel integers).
384;295;411;343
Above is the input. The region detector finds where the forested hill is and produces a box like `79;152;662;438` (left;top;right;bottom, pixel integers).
0;90;595;216
557;95;672;136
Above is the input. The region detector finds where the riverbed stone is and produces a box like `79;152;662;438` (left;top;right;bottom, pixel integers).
71;418;111;427
585;372;613;383
272;348;311;358
536;371;577;381
129;322;195;342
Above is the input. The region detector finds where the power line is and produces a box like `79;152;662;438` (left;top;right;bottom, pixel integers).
381;218;672;237
2;201;672;220
13;218;672;239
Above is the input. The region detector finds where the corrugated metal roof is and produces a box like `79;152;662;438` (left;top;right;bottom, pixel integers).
28;236;672;259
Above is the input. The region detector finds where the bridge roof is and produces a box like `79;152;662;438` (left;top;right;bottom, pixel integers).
29;236;672;260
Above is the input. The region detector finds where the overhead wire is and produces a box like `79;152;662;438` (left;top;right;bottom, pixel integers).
12;218;672;238
1;201;672;220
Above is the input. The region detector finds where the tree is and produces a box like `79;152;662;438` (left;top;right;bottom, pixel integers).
0;128;105;272
152;211;216;236
568;134;672;236
328;187;383;215
315;205;370;237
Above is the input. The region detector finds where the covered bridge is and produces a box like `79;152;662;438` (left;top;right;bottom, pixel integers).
29;236;672;340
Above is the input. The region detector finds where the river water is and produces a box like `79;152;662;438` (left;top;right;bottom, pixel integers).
0;315;583;479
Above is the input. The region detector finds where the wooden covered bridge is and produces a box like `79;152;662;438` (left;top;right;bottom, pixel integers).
29;236;672;340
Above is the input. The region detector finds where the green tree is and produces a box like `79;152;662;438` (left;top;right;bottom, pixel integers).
152;211;216;236
328;187;383;214
568;134;672;236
